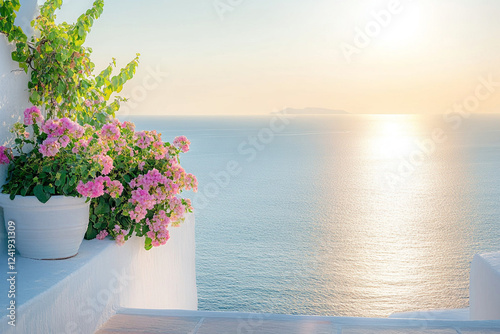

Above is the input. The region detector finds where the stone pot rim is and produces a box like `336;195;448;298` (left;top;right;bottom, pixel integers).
0;193;88;208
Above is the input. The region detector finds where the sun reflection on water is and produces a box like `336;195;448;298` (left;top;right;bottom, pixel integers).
312;114;474;317
371;116;419;159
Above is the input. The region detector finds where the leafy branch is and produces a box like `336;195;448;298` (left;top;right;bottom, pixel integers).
0;0;140;128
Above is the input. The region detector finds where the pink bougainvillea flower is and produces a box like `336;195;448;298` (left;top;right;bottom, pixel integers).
135;131;154;149
115;234;125;245
184;173;198;192
173;135;190;153
113;225;127;246
184;198;194;211
76;179;105;198
0;146;12;165
96;230;109;240
121;121;135;132
93;154;114;175
105;180;124;198
144;210;171;247
41;119;65;137
23;106;43;126
58;135;70;148
100;123;121;141
59;117;84;137
39;137;61;157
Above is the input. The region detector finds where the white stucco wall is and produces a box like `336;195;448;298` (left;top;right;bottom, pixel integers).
0;213;197;334
0;0;38;247
390;251;500;321
470;252;500;320
0;0;37;148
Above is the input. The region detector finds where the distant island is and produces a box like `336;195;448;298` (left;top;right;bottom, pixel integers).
275;107;349;115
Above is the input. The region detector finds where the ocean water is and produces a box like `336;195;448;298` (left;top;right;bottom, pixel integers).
124;113;500;318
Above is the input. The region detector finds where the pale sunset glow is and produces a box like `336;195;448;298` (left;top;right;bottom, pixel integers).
377;3;423;49
49;0;500;115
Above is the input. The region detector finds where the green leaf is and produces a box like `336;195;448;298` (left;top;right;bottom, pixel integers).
19;62;28;73
44;184;55;194
57;80;65;94
111;76;119;87
30;91;40;103
79;166;88;175
96;113;106;123
33;184;50;203
62;183;70;195
144;237;153;251
95;197;110;215
78;24;85;37
84;224;98;240
95;76;104;87
94;219;104;229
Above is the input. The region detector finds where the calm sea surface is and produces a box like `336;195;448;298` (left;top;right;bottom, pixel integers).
123;114;500;318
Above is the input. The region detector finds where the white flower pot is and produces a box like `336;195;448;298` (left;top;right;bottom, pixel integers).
0;194;90;260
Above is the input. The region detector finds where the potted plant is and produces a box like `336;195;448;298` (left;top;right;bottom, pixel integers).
0;107;197;257
0;0;198;257
0;107;100;259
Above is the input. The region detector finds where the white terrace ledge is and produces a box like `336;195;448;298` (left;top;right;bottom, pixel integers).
96;309;500;334
391;251;500;322
0;213;197;334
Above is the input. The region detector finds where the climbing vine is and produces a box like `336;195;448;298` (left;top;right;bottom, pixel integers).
0;0;139;127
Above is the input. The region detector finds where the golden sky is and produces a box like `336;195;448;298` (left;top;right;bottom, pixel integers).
54;0;500;115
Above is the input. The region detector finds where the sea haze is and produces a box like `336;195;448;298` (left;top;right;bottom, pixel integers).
123;113;500;318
